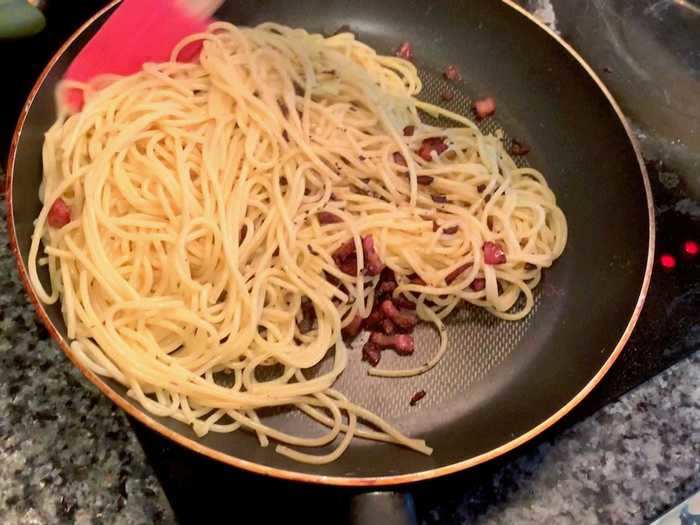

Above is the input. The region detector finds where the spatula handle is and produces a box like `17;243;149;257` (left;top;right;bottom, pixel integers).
178;0;224;19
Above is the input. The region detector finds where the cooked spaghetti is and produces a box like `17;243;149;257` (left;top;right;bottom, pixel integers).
30;22;567;463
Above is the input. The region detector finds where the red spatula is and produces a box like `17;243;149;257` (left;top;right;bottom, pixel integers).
63;0;222;110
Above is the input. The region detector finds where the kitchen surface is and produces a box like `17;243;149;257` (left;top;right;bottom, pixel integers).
1;1;698;524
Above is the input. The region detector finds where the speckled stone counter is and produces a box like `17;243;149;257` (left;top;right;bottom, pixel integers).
0;191;698;524
0;201;171;525
421;352;700;525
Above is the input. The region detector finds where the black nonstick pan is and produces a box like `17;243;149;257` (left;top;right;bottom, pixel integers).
6;0;654;523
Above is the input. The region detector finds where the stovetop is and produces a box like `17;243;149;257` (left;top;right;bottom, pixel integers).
1;1;698;523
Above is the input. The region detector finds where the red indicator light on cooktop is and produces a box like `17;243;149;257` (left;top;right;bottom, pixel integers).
683;240;699;257
659;253;676;270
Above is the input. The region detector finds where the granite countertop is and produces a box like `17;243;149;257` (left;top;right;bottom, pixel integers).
0;191;698;524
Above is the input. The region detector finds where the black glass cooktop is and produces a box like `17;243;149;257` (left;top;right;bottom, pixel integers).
1;1;698;523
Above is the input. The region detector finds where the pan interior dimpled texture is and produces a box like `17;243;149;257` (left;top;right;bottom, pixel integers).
6;0;653;484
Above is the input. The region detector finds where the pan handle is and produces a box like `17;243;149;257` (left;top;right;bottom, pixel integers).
347;491;417;525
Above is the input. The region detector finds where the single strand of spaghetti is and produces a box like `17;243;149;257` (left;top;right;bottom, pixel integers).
332;396;432;455
276;407;356;464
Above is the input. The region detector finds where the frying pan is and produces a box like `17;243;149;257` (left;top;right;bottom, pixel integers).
5;0;654;522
